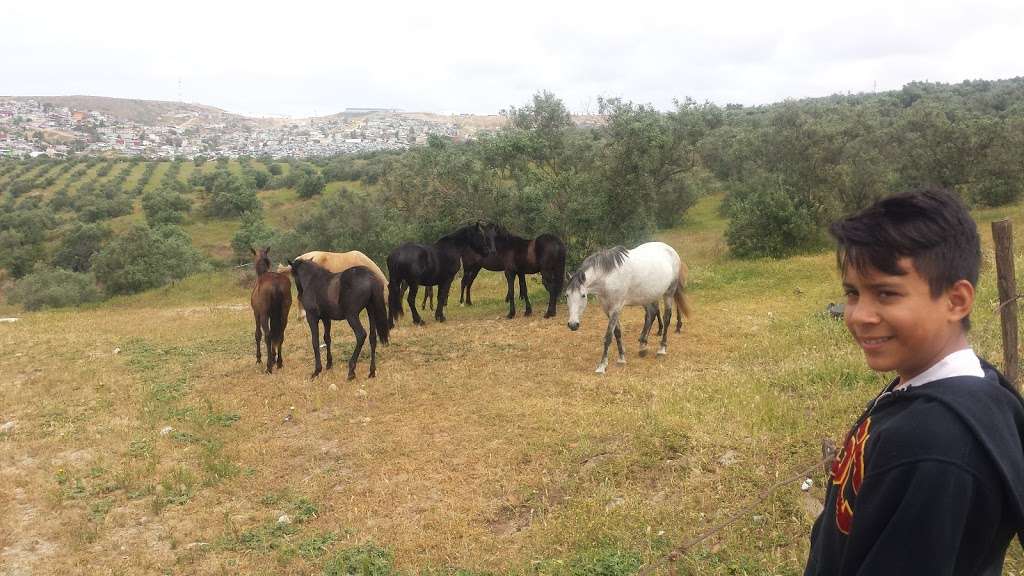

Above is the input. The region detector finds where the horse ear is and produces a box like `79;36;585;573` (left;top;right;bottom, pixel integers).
250;247;256;256
264;246;271;254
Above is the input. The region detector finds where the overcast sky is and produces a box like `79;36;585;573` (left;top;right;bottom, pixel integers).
2;0;1022;118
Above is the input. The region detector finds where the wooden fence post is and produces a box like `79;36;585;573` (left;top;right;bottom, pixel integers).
992;219;1019;387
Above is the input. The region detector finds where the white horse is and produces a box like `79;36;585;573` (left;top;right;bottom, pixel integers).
566;241;691;373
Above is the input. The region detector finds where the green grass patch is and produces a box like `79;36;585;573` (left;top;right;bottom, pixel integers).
322;543;395;576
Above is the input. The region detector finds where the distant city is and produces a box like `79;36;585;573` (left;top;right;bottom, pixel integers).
0;98;508;159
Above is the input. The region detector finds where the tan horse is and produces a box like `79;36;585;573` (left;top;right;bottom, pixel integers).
278;250;388;321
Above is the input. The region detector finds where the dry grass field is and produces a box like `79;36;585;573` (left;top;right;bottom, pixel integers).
2;195;1023;575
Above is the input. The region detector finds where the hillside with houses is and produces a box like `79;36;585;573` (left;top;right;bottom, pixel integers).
0;96;514;159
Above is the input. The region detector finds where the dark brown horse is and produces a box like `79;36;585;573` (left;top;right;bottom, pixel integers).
290;258;390;380
387;222;494;326
460;224;566;319
250;246;292;373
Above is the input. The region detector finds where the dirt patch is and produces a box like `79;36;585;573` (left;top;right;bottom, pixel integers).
1;487;59;575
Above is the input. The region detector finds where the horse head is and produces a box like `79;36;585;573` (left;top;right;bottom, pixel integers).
252;246;273;275
288;258;305;295
565;269;589;331
461;222;495;257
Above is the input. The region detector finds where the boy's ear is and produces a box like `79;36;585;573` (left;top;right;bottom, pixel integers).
947;279;975;322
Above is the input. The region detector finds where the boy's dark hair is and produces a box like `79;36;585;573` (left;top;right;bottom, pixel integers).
830;188;981;329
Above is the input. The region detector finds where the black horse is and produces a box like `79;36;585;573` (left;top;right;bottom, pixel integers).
290;258;390;380
460;224;566;319
387;222;494;326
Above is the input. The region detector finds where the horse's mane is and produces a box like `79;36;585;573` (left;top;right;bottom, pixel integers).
568;246;629;290
290;257;332;292
439;221;487;244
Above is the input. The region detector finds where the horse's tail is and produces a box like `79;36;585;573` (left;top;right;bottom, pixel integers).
673;261;692;330
387;278;404;325
369;279;391;345
269;283;288;345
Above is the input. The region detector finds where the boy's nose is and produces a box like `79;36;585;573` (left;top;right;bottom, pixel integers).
845;301;880;326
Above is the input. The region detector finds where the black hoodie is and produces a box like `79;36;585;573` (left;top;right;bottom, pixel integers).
805;361;1024;576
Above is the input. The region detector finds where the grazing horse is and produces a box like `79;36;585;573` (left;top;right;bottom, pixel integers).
387;222;494;326
459;224;566;319
290;258;390;380
250;246;292;374
566;242;691;373
278;250;388;322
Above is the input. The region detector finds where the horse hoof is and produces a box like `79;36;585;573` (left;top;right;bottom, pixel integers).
656;348;667;356
616;358;626;365
595;365;607;374
347;373;356;381
638;348;648;357
310;371;320;379
368;372;376;379
544;312;554;318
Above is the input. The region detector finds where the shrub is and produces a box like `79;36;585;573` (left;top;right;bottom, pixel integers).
230;211;278;262
52;223;113;272
7;265;102;310
296;169;326;198
200;169;262;218
968;178;1023;207
92;225;203;295
74;184;134;222
725;177;821;258
142;185;192;226
246;167;271;190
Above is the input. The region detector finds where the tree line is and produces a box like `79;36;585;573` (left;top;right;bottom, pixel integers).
3;77;1024;309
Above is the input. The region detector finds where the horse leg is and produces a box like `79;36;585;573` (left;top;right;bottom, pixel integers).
639;304;658;357
460;268;471;305
505;270;516;318
346;314;366;380
368;317;378;378
614;320;625;365
436;279;453;322
542;272;558;318
466;267;480;306
322;318;333;370
308;314;322;378
658;297;673;356
421;286;433;311
254;312;263;365
595;310;620;374
520;273;532;316
407;284;424;325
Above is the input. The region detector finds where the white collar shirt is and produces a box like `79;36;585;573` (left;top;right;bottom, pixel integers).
894;348;985;391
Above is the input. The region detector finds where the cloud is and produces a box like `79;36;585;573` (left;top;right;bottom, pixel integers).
2;0;1022;116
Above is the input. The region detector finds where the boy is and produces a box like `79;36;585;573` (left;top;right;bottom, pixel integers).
805;188;1024;575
